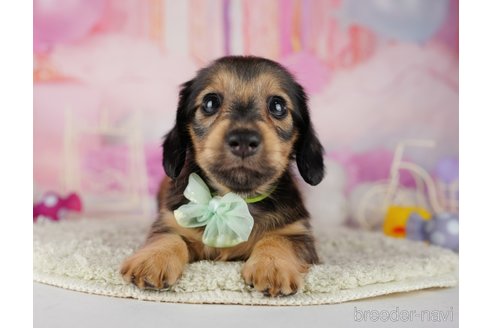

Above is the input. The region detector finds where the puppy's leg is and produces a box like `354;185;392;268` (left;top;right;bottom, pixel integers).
120;232;189;289
242;222;318;297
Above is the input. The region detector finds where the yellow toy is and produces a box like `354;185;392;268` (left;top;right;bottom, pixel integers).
383;206;431;238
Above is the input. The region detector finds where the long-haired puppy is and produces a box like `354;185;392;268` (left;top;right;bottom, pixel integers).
121;56;324;297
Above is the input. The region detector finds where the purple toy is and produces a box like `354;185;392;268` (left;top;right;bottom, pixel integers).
435;157;459;184
33;192;83;222
406;212;459;252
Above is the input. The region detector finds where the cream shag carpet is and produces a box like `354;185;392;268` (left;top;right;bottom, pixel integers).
33;218;458;306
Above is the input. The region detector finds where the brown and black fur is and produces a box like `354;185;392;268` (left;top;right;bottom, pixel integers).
121;56;325;297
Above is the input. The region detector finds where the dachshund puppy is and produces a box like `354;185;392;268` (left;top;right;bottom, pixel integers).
121;56;324;297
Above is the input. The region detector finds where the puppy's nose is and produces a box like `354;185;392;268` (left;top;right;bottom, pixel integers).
226;129;261;158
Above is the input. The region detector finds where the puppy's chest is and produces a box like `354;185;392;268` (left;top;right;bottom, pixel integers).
200;242;256;261
159;172;308;261
161;207;270;261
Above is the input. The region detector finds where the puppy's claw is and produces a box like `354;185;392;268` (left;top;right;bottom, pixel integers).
144;279;155;289
242;256;304;298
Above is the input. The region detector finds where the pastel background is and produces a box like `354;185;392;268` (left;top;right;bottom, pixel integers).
33;0;459;224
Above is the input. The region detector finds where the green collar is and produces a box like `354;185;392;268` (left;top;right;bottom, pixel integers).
244;187;275;203
209;182;275;204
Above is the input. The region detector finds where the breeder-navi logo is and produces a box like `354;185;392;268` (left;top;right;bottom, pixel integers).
354;307;454;322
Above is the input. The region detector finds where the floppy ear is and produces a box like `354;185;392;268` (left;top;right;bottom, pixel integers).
293;85;325;186
162;80;194;179
296;125;325;185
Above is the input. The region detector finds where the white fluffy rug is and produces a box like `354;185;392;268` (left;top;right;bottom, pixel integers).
33;218;458;306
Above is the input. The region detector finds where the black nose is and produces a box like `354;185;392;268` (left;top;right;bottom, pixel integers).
226;129;261;158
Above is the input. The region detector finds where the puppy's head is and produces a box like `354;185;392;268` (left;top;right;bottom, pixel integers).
163;56;324;194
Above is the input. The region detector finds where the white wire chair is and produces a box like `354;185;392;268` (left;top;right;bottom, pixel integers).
354;139;457;230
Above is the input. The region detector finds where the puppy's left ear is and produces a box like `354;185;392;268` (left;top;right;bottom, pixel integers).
293;85;325;186
162;80;194;179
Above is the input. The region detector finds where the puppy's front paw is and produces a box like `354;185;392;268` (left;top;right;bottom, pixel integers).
120;238;188;290
242;255;306;297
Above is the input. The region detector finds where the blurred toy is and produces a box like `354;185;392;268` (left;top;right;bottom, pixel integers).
33;192;82;222
407;212;459;252
435;157;459;184
382;206;431;238
354;140;444;229
350;183;429;229
370;140;459;251
435;157;459;214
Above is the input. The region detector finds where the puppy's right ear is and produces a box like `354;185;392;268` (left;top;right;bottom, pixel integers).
162;80;194;179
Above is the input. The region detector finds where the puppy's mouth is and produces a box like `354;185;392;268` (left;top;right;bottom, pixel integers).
209;164;276;194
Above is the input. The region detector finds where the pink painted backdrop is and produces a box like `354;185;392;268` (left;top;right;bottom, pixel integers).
34;0;458;205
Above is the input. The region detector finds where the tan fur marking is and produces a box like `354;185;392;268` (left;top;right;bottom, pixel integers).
161;211;202;242
198;119;229;159
120;233;189;289
269;220;310;238
241;234;307;296
194;70;293;117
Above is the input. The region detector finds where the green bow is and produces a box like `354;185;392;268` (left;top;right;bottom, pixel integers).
174;173;255;248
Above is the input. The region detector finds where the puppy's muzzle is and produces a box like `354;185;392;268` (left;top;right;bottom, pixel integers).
226;129;261;158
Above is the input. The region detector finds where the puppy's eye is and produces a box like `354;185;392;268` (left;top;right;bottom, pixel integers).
202;93;221;115
268;96;287;119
